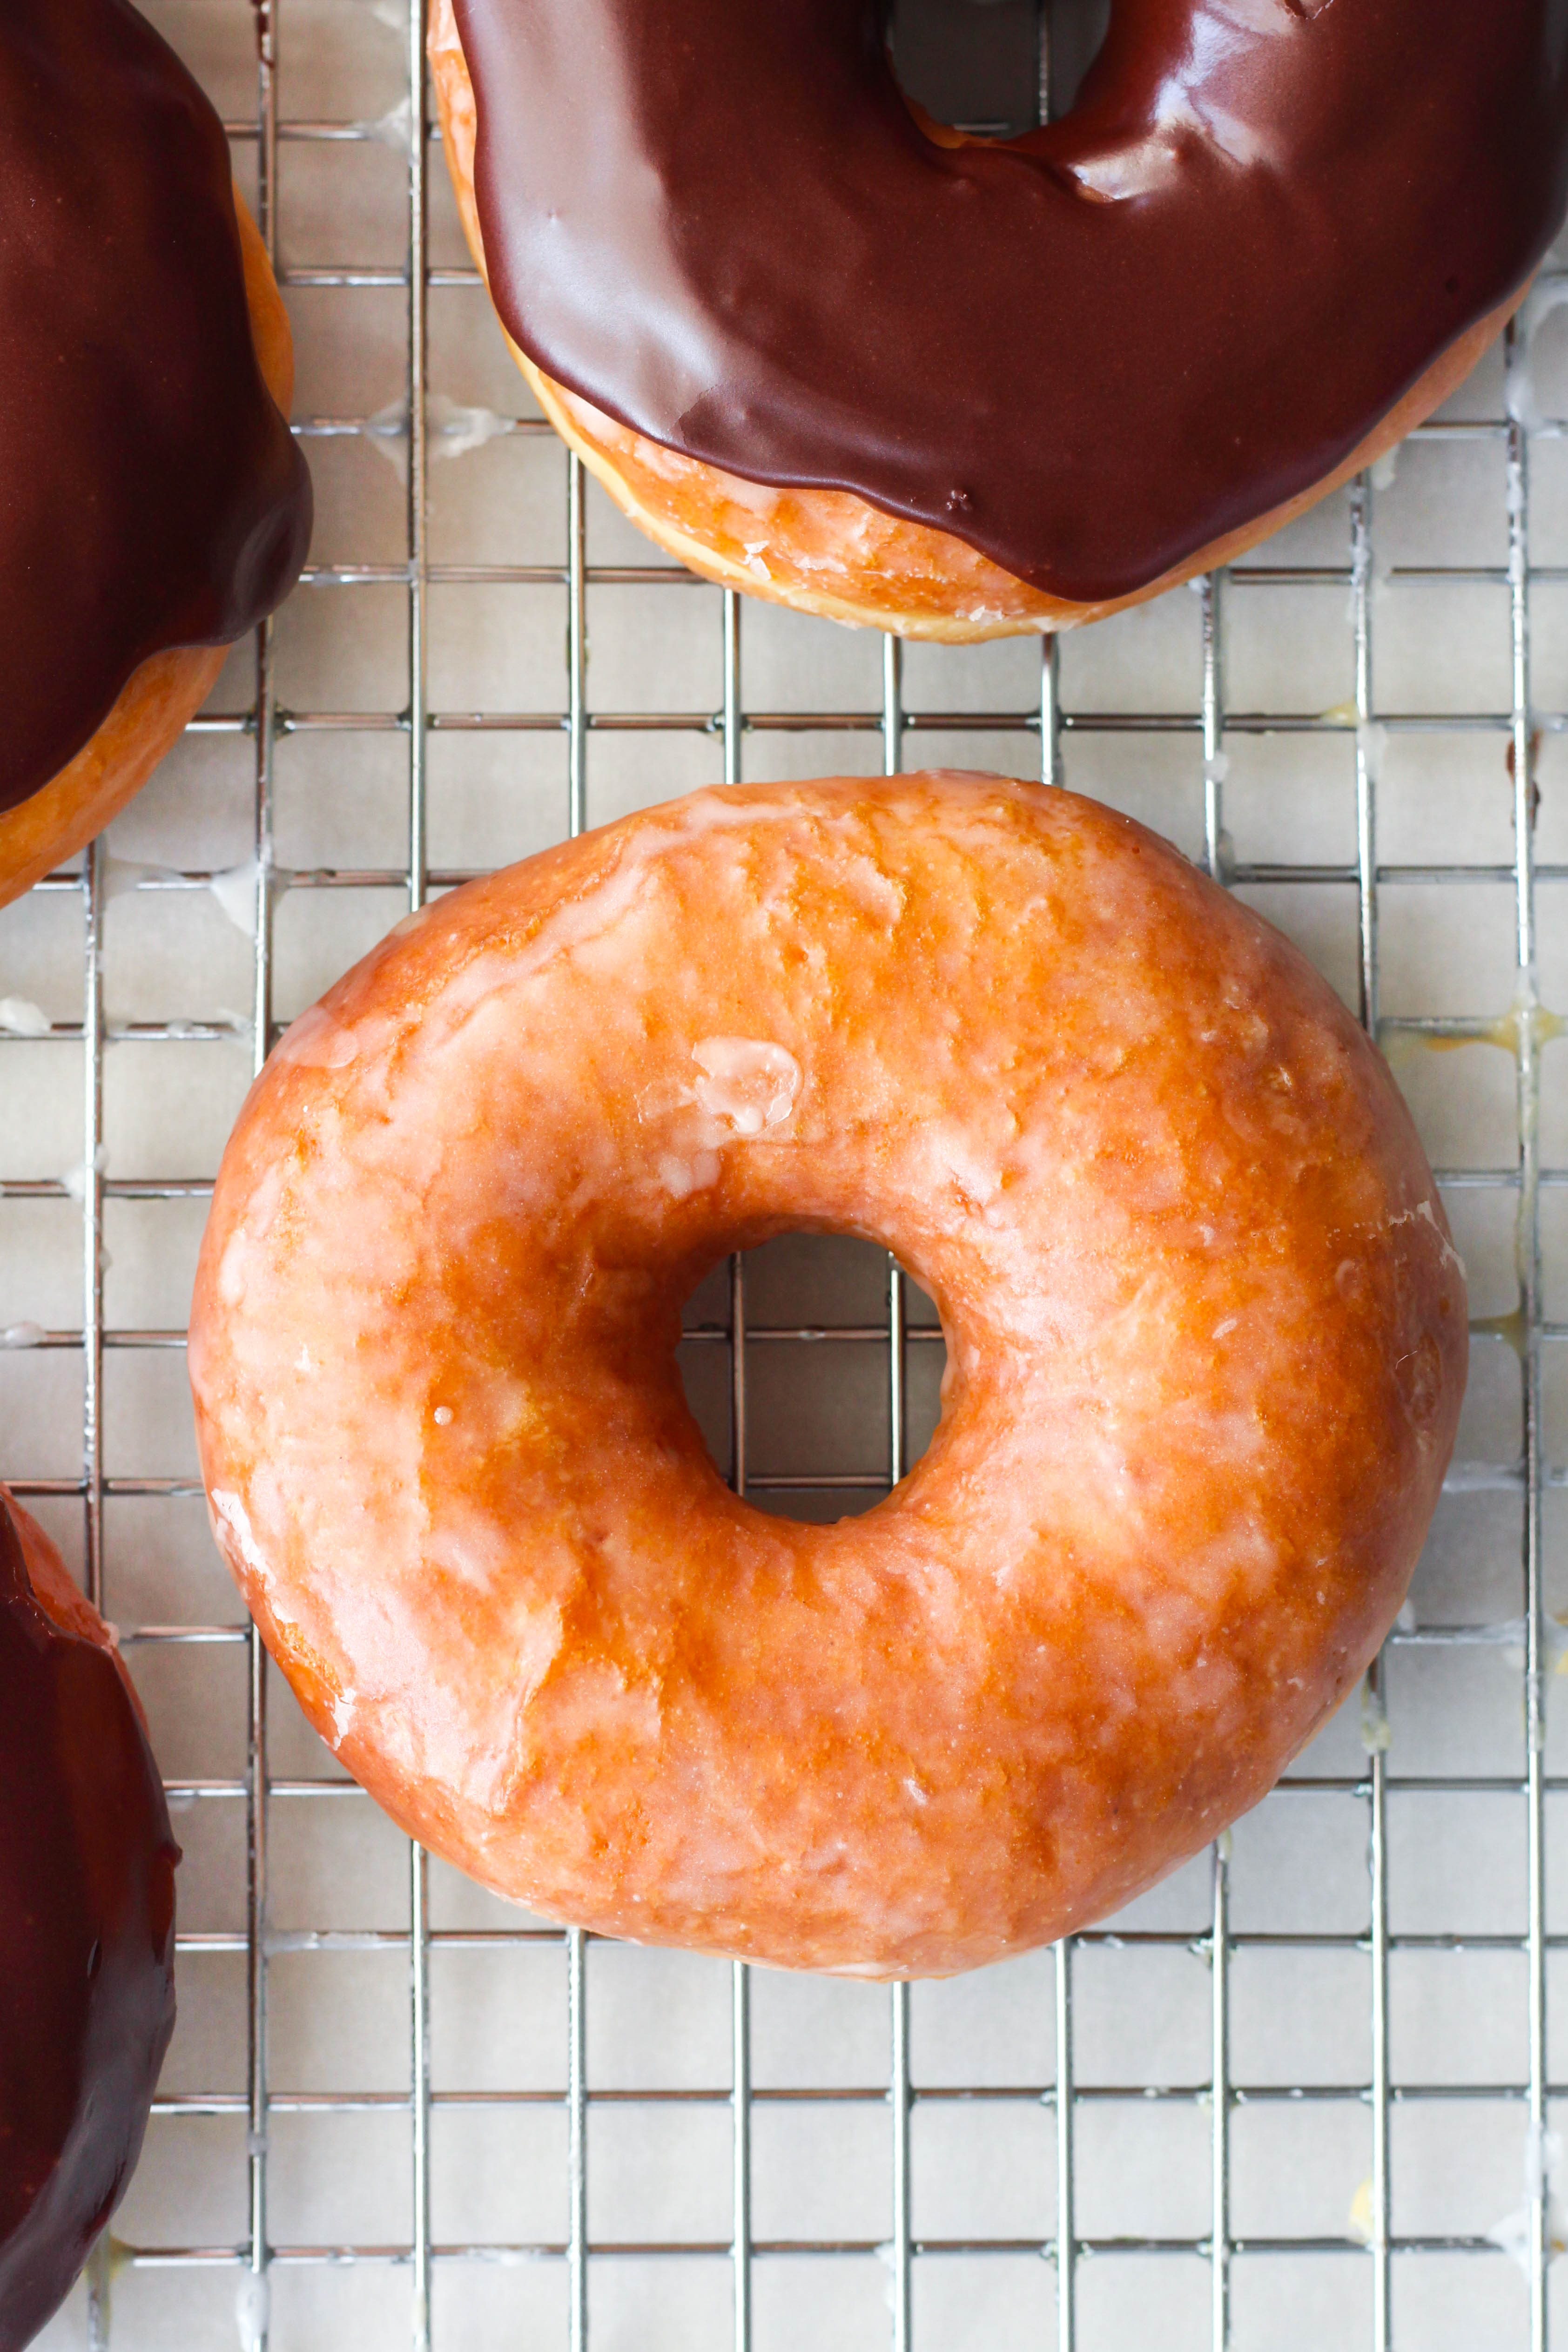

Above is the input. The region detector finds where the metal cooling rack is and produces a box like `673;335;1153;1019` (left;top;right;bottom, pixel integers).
4;0;1568;2345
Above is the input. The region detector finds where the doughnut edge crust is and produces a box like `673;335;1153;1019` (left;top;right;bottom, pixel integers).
0;193;298;914
0;1492;178;2351
430;0;1554;636
190;774;1466;1978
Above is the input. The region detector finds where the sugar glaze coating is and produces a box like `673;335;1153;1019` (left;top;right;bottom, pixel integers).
191;775;1464;1977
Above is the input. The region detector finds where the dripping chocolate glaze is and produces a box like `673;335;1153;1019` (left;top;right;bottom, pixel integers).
0;1496;177;2352
0;0;311;817
452;0;1568;604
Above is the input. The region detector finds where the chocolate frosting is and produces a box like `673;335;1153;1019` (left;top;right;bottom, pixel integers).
0;1498;177;2352
453;0;1568;601
0;0;311;817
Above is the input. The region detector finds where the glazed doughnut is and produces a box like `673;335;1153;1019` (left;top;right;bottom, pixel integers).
189;773;1465;1978
0;1490;177;2348
429;0;1566;640
0;0;312;913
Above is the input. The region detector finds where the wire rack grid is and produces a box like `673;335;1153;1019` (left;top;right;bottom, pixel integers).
5;0;1568;2346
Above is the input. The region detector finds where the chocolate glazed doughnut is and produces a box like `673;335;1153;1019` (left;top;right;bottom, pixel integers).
0;0;312;910
432;0;1568;637
0;1492;178;2352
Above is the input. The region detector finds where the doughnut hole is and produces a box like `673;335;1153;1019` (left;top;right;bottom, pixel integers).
889;0;1110;138
679;1233;946;1523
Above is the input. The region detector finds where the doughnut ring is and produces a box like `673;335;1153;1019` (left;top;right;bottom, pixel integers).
428;0;1564;637
190;774;1465;1976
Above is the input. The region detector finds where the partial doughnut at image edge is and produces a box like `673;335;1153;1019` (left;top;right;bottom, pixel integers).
430;0;1568;638
0;1489;178;2352
0;0;312;913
